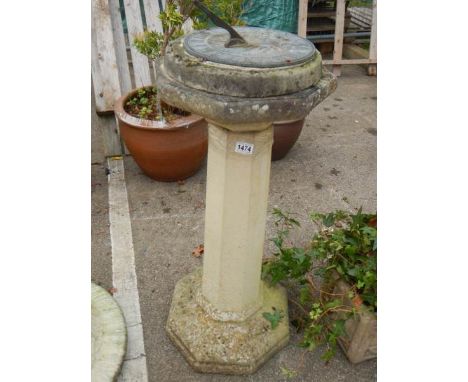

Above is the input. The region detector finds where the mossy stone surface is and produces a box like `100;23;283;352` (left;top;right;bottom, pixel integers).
166;268;290;375
156;64;337;129
165;37;323;98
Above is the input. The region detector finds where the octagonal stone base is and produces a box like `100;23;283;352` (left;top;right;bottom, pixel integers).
166;268;290;374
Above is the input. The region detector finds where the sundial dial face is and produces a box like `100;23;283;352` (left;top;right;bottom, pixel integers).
184;27;316;68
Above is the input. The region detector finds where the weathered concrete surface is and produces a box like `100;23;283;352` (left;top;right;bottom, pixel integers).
91;64;377;381
165;39;323;98
92;283;127;382
156;64;336;128
166;268;289;374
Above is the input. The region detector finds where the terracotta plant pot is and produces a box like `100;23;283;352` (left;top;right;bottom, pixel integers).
272;119;305;161
115;88;208;182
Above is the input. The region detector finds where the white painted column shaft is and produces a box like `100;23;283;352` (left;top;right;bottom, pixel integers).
201;124;273;318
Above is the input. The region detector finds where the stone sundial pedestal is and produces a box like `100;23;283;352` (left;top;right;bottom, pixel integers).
157;26;336;374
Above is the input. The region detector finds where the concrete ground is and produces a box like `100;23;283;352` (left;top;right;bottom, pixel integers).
92;64;377;381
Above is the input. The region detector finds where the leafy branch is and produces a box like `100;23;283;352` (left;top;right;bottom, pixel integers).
262;207;377;362
133;0;245;61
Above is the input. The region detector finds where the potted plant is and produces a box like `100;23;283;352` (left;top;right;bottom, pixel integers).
263;208;377;363
118;0;304;171
115;1;208;182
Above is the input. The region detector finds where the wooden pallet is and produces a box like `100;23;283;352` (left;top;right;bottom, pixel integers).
349;6;373;29
92;0;166;115
92;0;167;155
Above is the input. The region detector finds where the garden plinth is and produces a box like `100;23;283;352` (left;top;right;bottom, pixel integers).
157;26;336;374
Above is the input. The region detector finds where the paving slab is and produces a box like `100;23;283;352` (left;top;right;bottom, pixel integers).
92;64;377;381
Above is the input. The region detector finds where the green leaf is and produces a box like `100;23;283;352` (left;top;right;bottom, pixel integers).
280;366;298;378
323;213;335;227
299;286;311;305
272;208;283;217
310;212;324;223
344;245;357;257
321;347;336;362
324;299;342;310
271;237;283;248
289;217;301;227
307;340;317;352
332;319;346;336
262;309;283;329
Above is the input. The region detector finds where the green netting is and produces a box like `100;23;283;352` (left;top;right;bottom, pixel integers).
241;0;298;34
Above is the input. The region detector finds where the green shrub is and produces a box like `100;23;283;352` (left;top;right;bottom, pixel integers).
263;207;377;361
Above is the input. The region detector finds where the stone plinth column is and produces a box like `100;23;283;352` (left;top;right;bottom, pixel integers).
156;26;337;374
201;123;273;320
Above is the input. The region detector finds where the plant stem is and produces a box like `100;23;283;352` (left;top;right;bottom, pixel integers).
305;273;345;297
288;297;310;317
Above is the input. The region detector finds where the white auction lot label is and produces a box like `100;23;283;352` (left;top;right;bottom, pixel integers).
234;142;254;155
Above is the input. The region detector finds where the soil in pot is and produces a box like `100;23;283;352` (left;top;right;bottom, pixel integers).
116;87;208;182
124;87;188;122
272;119;305;161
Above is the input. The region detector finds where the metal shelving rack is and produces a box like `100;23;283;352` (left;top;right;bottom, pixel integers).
298;0;377;76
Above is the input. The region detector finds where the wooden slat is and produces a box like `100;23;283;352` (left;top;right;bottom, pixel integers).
109;0;132;95
142;0;163;33
332;0;346;76
122;0;152;87
351;13;372;25
350;19;370;29
307;22;350;33
141;0;164;85
368;0;377;76
349;7;373;19
92;0;122;113
308;10;336;18
92;84;123;157
343;43;370;60
298;0;308;37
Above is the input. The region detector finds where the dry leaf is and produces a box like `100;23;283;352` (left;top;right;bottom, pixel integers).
195;200;205;209
108;287;117;295
192;244;204;258
352;294;363;309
